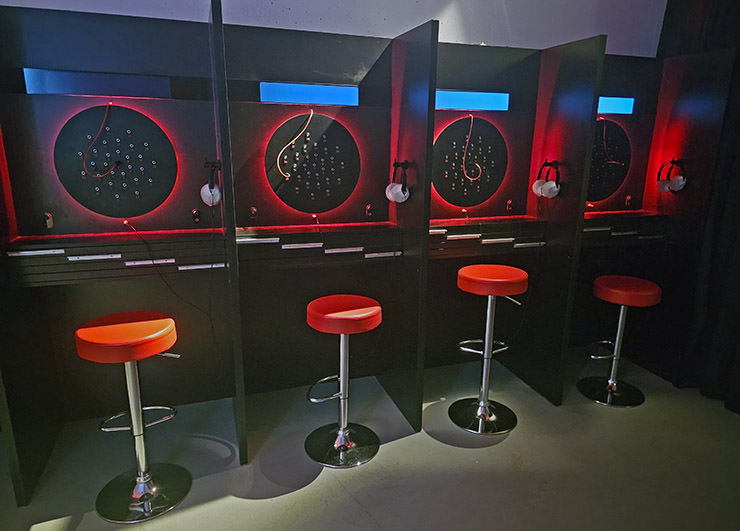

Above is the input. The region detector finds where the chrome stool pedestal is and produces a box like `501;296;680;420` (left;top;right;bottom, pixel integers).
577;305;645;408
577;275;660;408
75;311;191;524
305;334;380;468
449;295;518;435
96;360;191;524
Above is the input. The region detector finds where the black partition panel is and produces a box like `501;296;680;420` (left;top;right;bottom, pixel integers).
643;48;735;222
208;0;246;463
375;20;438;431
497;35;606;404
0;287;60;506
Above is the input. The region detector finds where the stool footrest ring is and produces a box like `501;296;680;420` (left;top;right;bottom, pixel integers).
306;374;341;403
99;406;177;433
586;340;615;360
458;339;508;356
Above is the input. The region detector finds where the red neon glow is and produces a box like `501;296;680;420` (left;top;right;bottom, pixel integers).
0;125;19;241
584;114;649;215
584;209;650;219
49;98;182;222
261;108;365;219
233;102;388;228
431;111;524;221
430;214;536;227
240;221;394;234
1;94;223;240
9;227;223;243
643;116;691;215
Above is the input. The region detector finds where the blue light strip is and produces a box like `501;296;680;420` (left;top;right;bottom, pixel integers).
23;68;170;97
435;90;509;111
259;82;358;106
598;96;635;114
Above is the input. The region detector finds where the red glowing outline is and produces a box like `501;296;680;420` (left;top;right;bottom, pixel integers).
585;114;645;214
239;220;394;234
0;125;19;241
50;98;181;221
431;112;512;215
8;227;223;243
258;104;368;223
429;214;536;227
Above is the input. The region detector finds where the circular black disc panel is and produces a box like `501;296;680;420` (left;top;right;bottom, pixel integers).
588;119;631;202
54;105;177;218
265;113;360;214
432;116;508;207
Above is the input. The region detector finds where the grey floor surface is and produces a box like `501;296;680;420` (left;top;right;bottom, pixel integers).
2;357;739;530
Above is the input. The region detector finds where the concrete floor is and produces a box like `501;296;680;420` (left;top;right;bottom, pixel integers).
2;357;739;530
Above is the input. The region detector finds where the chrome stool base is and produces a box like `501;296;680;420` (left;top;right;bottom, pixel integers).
577;376;644;408
305;422;380;468
95;462;192;524
448;398;517;435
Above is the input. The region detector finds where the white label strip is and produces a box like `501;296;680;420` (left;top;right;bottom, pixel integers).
7;248;65;257
637;234;665;240
481;237;515;245
236;237;280;244
446;233;481;241
67;253;122;262
324;247;364;255
177;262;226;271
583;226;612;232
364;251;402;259
429;228;448;235
281;242;324;250
513;241;546;248
124;258;176;266
611;230;639;237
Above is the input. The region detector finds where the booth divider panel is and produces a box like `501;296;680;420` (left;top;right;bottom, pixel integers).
501;35;606;404
209;0;248;464
643;48;735;222
0;287;62;506
375;20;438;431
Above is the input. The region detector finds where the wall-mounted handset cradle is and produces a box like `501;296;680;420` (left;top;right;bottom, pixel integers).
532;159;561;198
386;159;412;203
201;159;222;206
656;158;687;193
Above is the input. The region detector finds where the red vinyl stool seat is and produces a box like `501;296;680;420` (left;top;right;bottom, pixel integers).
307;294;382;335
305;294;381;468
75;311;177;364
449;264;528;435
457;264;528;297
593;275;661;307
578;275;662;407
75;311;190;524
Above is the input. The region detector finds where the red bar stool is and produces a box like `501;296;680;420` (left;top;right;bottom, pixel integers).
577;275;662;407
305;294;382;468
451;264;528;435
75;311;191;523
